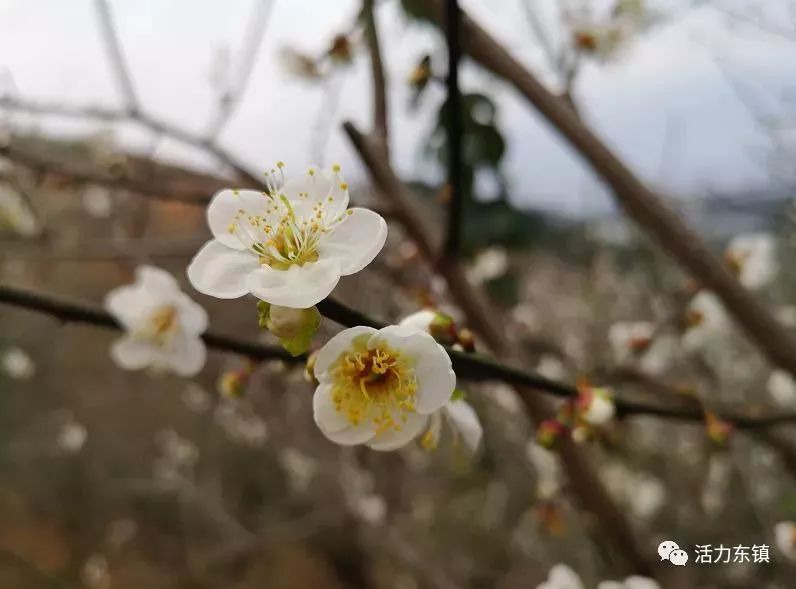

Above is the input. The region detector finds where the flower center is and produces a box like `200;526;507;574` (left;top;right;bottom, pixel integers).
135;305;179;346
330;346;418;434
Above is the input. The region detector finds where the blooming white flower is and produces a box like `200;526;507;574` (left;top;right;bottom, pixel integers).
421;397;483;453
312;325;455;451
608;321;654;364
536;564;584;589
775;521;796;560
82;185;113;218
725;233;777;289
682;291;728;351
1;346;35;379
0;183;40;237
766;370;796;407
57;419;88;454
597;577;660;589
105;265;208;376
187;164;387;309
578;386;615;426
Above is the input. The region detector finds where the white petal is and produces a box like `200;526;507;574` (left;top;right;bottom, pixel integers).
623;577;661;589
399;310;437;332
370;326;455;414
104;285;154;330
282;166;349;219
187;240;258;299
136;265;180;295
321;421;376;446
548;564;585;589
444;400;483;452
245;258;341;308
165;334;207;377
313;381;351;433
596;582;624;589
207;189;272;250
319;208;388;275
367;413;429;451
314;326;377;378
110;336;155;371
175;293;208;336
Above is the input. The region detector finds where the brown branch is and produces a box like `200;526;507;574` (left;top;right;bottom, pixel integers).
419;0;796;380
94;0;140;114
362;0;389;155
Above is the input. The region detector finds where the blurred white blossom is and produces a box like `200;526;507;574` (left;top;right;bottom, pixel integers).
536;355;567;381
725;233;777;290
1;346;35;379
683;291;728;351
766;370;796;407
188;164;387;309
278;447;318;493
774;521;796;560
105;266;208;376
214;401;268;447
82;185;113;218
467;246;508;285
82;554;110;589
577;386;615;426
154;429;198;484
181;383;212;413
608;321;654;364
0;183;40;237
597;576;660;589
421;398;483;453
536;564;584;589
57;418;87;454
312;325;455;451
526;443;562;499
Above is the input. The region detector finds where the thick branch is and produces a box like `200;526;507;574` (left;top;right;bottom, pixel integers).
442;0;464;257
420;0;796;380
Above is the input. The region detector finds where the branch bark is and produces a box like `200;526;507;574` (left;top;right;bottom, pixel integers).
362;0;389;155
419;0;796;380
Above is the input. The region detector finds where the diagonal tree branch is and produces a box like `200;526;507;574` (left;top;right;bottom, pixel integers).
419;0;796;381
362;0;389;155
94;0;140;114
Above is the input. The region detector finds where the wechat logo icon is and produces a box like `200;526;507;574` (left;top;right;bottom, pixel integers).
659;540;689;566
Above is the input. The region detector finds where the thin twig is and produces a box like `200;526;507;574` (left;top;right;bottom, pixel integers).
362;0;389;154
206;0;276;140
442;0;464;257
4;284;795;429
94;0;140;114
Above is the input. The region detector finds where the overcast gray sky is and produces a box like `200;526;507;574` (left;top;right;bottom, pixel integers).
1;0;794;215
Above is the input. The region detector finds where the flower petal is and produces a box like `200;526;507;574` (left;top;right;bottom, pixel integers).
321;421;376;446
548;564;585;589
320;208;388;275
110;336;156;371
136;265;180;296
313;381;351;433
164;334;207;377
207;189;273;250
444;400;483;452
175;293;208;336
245;258;341;308
623;577;661;589
369;325;455;414
187;240;258;299
367;412;429;451
314;326;378;377
105;285;156;330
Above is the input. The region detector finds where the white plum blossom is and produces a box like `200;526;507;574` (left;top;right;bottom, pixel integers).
312;325;455;451
105;266;208;376
536;564;584;589
725;233;777;290
774;521;796;560
187;164;387;309
421;397;483;453
1;346;35;379
0;183;40;237
467;246;508;285
608;321;654;364
683;291;729;351
766;370;796;407
597;577;660;589
578;386;615;426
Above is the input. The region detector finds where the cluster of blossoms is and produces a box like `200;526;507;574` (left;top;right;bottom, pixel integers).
537;564;659;589
101;163;480;453
537;381;616;449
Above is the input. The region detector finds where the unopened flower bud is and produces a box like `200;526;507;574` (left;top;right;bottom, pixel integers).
576;383;615;426
456;328;476;353
258;301;321;356
705;411;733;445
536;418;567;449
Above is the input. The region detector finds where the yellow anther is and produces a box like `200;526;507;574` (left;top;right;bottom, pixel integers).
332;163;341;172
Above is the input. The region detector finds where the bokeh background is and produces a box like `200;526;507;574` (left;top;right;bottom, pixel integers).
2;1;796;587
